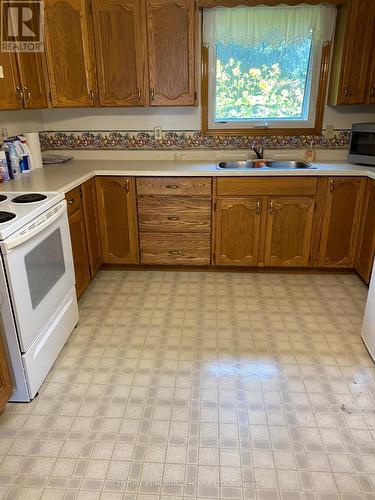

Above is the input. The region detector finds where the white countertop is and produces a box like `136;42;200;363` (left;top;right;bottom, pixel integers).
0;159;374;194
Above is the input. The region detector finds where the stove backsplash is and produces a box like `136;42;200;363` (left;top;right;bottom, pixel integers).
39;129;350;151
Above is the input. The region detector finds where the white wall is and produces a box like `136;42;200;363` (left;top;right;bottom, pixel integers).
0;110;44;136
40;103;375;132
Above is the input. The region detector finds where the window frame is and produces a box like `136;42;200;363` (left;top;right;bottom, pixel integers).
201;6;333;136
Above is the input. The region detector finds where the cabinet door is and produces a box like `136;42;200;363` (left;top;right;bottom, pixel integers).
317;177;366;267
0;52;22;110
96;177;139;264
146;0;195;106
92;0;147;106
355;179;375;283
0;334;12;410
264;197;315;267
82;178;102;278
16;53;50;109
44;0;97;107
215;198;261;266
340;0;375;104
68;208;91;299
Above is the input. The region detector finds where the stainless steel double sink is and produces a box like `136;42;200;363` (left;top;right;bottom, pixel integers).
217;160;317;170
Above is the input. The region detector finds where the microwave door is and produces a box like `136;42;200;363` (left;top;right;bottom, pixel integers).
350;130;375;161
1;206;75;352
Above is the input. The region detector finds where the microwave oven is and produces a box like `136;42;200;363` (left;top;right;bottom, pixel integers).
348;123;375;166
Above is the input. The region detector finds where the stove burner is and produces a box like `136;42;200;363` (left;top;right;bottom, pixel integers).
12;193;47;204
0;211;16;223
0;195;7;202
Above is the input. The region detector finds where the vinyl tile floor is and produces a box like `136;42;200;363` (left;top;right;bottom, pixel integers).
0;270;374;500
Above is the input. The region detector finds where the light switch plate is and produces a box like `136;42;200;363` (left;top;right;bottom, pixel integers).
325;124;335;139
154;127;162;141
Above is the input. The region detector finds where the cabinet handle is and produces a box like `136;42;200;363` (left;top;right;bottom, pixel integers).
344;85;350;100
137;88;142;101
166;184;180;189
269;201;273;215
24;86;31;103
150;88;155;102
169;250;182;256
67;199;74;205
371;85;375;99
256;201;261;215
16;86;24;105
167;215;180;221
89;89;95;102
330;179;334;193
125;178;130;193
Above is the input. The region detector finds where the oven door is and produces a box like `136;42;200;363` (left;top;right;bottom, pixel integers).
1;201;75;352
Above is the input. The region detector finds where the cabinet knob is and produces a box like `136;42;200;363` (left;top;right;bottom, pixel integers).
169;250;182;256
150;88;155;102
167;215;180;221
24;86;31;103
330;179;334;193
269;201;274;215
67;199;74;205
256;201;261;215
166;184;180;189
137;88;142;101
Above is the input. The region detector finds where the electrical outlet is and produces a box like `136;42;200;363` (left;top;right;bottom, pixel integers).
154;126;162;141
325;124;335;139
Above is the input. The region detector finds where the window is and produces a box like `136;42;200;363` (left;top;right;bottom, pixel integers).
202;4;337;134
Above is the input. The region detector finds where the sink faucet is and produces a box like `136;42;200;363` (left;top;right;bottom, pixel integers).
250;144;264;160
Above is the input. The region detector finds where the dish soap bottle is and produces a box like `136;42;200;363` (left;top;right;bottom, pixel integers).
305;141;316;162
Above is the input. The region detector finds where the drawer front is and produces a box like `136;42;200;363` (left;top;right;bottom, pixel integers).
138;197;211;232
217;177;318;196
140;233;211;265
137;177;212;196
65;186;82;216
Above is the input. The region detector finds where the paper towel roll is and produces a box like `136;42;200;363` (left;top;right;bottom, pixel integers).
23;132;43;170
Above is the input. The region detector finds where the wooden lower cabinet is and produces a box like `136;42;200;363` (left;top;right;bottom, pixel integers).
215;198;261;266
355;179;375;283
264;197;315;267
0;334;12;410
96;176;139;264
68;207;91;299
82;179;102;278
314;177;366;267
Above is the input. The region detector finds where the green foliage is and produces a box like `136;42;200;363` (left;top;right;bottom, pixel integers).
215;41;311;121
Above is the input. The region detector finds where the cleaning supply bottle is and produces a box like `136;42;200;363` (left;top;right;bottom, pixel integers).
6;142;21;180
0;151;10;182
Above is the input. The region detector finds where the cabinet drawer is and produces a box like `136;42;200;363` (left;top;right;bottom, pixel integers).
140;233;211;265
137;177;212;196
217;177;318;196
65;186;82;216
138;197;211;232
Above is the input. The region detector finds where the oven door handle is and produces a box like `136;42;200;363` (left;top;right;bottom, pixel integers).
3;201;67;253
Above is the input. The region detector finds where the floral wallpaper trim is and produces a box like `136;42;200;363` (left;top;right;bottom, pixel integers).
39;129;350;151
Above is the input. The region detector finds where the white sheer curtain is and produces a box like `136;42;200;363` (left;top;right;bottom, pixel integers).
203;4;337;47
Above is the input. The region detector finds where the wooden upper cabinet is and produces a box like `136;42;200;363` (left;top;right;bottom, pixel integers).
264;197;315;267
0;333;12;411
44;0;97;107
16;53;50;109
96;176;139;264
82;178;102;278
215;198;261;266
355;179;375;284
315;177;366;267
92;0;148;106
0;52;22;110
146;0;196;106
329;0;375;104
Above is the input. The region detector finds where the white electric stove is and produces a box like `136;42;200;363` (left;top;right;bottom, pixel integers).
0;191;79;401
